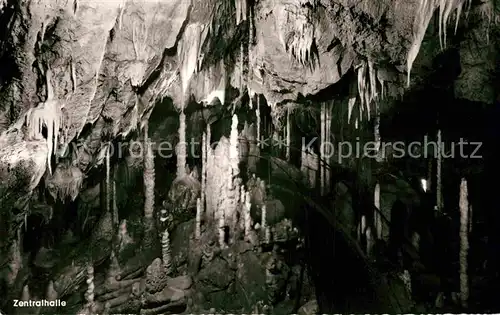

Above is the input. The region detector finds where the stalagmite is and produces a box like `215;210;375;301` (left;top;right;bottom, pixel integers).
201;132;207;212
412;231;421;253
459;178;469;307
366;226;374;257
177;111;187;178
86;265;96;314
106;143;111;215
261;204;267;231
143;122;155;220
265;226;271;244
244;191;252;241
469;205;473;233
107;250;120;281
218;206;226;248
162;229;172;273
436;129;443;211
320;103;325;196
21;284;30;301
195;198;202;240
358;215;366;243
257;97;261;147
285;107;290;161
374;183;382;240
230;114;240;178
7;231;22;286
46;280;58;301
374;102;382;162
113;178;118;226
323;102;332;193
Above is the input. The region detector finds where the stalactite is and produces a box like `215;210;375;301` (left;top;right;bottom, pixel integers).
235;0;247;25
407;0;437;86
144;122;155;220
86;265;95;314
436;129;443;211
239;41;245;103
374;183;382;240
27;68;62;174
46;280;58;301
25;98;61;174
407;0;470;86
195;198;202;240
178;23;201;95
459;178;469;307
177;111;187;178
244;191;252;241
248;1;254;89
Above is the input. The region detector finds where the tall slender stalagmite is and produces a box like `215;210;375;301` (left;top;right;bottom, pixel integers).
286;107;291;161
201;131;207;212
320;103;325;195
324;102;332;192
7;230;21;286
143;122;155;220
195;198;202;240
244;191;252;241
86;265;95;314
21;284;30;300
106;143;111;216
459;178;469;307
374;102;382;162
436;129;443;211
162;229;172;273
46;280;58;301
374;182;381;240
229;114;239;187
427;151;433;192
113;178;118;226
257;96;261;147
219;206;226;247
177;111;187;178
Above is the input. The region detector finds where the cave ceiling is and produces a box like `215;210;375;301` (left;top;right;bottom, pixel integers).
0;0;498;199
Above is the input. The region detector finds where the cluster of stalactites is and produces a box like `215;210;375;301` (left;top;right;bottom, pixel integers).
348;60;385;128
407;0;471;86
